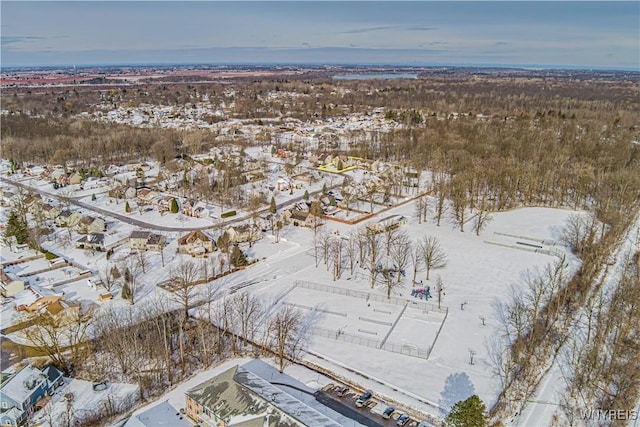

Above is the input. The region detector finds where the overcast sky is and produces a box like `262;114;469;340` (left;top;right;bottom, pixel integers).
1;1;638;69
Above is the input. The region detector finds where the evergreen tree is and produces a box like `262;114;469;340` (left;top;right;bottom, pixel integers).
322;183;328;194
217;233;230;253
230;244;247;267
91;193;96;201
169;198;179;213
125;201;131;213
121;282;132;301
4;210;29;245
444;395;487;427
270;196;277;214
303;190;309;201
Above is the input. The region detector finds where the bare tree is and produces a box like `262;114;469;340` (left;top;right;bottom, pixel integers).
98;262;118;293
24;306;93;374
472;195;493;236
450;176;469;232
231;292;265;351
275;220;283;243
364;229;383;288
345;229;359;275
434;179;447;226
436;275;445;310
384;226;401;256
468;348;476;365
269;305;304;373
136;250;149;274
329;234;344;280
415;195;428;224
559;213;599;256
410;242;425;285
389;230;412;284
419;235;448;280
170;259;201;319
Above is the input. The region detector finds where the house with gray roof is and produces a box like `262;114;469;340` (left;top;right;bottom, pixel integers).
0;365;64;426
185;365;342;427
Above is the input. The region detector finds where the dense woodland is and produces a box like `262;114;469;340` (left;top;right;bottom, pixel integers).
2;73;639;425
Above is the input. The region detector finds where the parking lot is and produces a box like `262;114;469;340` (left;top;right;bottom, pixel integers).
319;384;427;427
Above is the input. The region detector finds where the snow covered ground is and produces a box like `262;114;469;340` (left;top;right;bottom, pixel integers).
185;202;582;422
2;169;587;424
31;378;139;427
511;209;640;427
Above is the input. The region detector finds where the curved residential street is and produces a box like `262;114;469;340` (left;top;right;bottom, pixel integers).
1;177;310;232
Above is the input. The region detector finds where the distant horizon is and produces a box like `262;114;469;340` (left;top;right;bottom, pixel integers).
2;61;638;73
2;2;638;70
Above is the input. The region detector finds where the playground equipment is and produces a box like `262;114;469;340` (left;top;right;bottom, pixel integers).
411;287;432;300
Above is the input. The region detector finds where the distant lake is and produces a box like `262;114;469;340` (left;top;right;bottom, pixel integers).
332;73;419;80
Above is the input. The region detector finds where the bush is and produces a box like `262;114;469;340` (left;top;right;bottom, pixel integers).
45;251;58;260
221;210;236;218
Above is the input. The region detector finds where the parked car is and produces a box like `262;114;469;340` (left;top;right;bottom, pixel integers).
336;386;349;397
417;422;430;427
355;390;373;407
397;414;410;426
382;406;395;419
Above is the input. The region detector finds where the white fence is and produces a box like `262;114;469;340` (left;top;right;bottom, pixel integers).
294;280;448;314
311;325;431;359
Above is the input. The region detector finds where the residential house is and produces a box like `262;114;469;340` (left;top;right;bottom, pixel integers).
0;190;16;207
192;203;210;219
0;365;64;426
13;285;65;313
181;199;198;217
76;233;105;251
50;169;67;185
39;204;62;220
54;210;73;227
129;231;166;251
0;270;24;298
105;164;122;176
285;210;319;228
185;364;342;427
74;216;106;234
109;186;137;200
224;224;262;244
177;230;216;257
24;165;45;177
154;196;176;213
136;188;158;205
275;177;291;192
67;173;82;185
366;214;407;234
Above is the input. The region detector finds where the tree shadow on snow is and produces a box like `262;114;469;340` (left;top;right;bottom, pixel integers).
438;372;476;417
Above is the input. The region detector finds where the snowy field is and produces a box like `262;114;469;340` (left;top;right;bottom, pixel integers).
222;202;583;420
2;169;585;422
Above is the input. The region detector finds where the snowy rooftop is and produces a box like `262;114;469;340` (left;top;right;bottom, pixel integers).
235;366;343;427
0;364;47;404
186;364;343;427
122;400;192;427
12;284;62;309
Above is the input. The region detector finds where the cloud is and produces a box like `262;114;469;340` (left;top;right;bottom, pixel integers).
1;35;68;49
1;36;44;46
406;26;437;31
340;26;394;34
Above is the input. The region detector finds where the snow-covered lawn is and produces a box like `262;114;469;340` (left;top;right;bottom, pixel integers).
217;203;582;421
32;378;139;427
2;170;587;423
